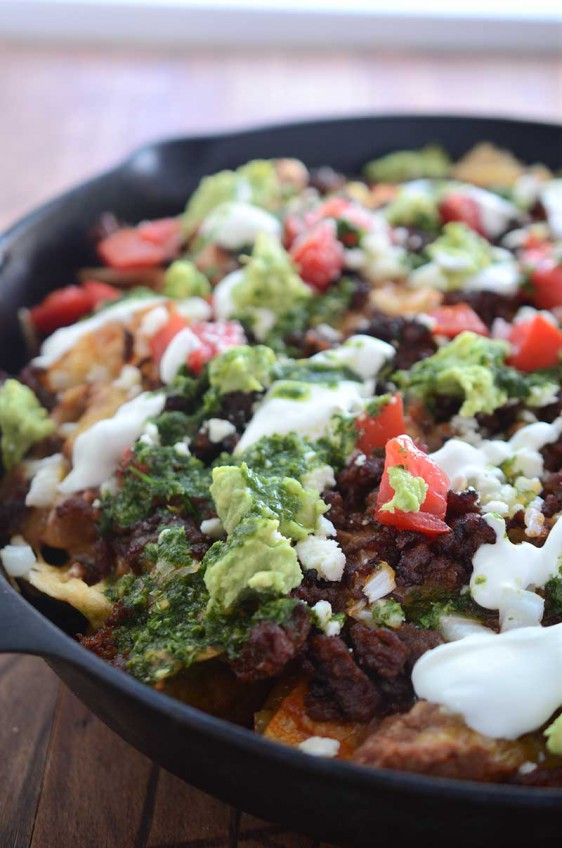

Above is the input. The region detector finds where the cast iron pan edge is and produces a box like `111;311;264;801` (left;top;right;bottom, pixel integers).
1;115;562;847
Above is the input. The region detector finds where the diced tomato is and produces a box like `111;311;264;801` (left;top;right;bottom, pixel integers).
375;434;450;537
29;286;92;335
283;214;305;249
356;394;405;453
149;312;188;364
29;281;121;335
508;314;562;372
289;220;345;290
98;217;183;270
81;280;121;306
429;303;489;338
439;194;485;236
529;261;562;310
187;321;246;374
137;217;183;247
376;509;450;535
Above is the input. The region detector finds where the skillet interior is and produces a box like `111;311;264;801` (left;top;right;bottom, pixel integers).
1;114;561;847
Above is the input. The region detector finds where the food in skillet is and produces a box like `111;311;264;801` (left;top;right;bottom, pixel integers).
2;142;562;784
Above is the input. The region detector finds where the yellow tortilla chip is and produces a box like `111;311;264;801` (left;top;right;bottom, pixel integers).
28;561;112;629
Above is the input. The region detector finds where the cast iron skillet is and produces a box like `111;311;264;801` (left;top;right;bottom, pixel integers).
1;116;562;848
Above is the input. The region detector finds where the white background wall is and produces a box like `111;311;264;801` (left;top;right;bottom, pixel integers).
0;0;560;51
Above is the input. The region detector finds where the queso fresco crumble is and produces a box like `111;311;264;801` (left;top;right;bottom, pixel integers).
2;142;562;783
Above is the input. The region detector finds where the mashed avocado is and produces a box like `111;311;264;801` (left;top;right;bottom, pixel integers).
210;463;326;541
545;714;562;756
380;465;428;513
0;379;54;471
203;516;302;609
385;185;441;231
396;331;510;417
364;144;451;183
163;260;211;298
183;160;281;236
208;344;276;395
422;222;494;290
232;232;311;318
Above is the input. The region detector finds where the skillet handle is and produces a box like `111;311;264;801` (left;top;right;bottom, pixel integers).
0;577;75;659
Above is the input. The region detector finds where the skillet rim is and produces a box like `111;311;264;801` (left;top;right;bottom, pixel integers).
1;111;562;811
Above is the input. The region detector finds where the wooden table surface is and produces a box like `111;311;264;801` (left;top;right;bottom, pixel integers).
0;41;561;848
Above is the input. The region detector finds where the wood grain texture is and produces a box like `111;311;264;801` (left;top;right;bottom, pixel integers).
0;655;59;848
0;40;560;848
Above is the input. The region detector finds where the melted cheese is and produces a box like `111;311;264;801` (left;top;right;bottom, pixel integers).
33;296;165;369
58;392;166;493
412;624;562;739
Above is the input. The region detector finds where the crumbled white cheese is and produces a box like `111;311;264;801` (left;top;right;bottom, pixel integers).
0;537;36;577
25;454;65;508
301;464;336;493
311;600;342;637
295;535;346;582
315;515;337;538
173;441;191;457
206;418;236;444
298;736;340;758
200;517;226;539
541;179;562;238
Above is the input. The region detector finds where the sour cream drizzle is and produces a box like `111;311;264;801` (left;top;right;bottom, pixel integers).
413;624;562;740
235;335;394;453
58;391;166;493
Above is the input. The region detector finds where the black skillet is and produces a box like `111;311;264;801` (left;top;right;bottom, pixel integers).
1;116;562;848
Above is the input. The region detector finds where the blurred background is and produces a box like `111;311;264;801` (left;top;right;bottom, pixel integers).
0;0;560;231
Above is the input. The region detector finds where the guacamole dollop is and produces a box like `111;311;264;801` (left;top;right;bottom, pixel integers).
163;260;211;299
380;466;428;513
0;379;55;470
183;160;282;236
208;344;276;395
203;516;302;609
364;144;451;183
396;331;510;417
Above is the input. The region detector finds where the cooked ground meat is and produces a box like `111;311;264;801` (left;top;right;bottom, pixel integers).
308;166;346;194
291;569;348;613
542;434;562;474
230;603;311;682
305;634;382;723
109;511;211;577
511;766;562;787
353;701;529;781
0;470;29;545
542;471;562;518
190;428;239;463
336;453;384;513
443;290;520;327
349;622;443;716
18;365;57;411
476;401;523;438
363;311;437;371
